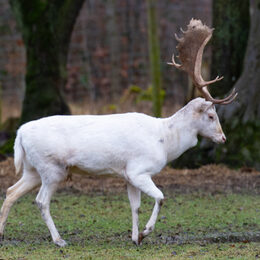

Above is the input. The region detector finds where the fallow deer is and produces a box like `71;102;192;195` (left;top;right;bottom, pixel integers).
0;19;237;247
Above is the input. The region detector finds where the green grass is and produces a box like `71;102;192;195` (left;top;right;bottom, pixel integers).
1;191;260;259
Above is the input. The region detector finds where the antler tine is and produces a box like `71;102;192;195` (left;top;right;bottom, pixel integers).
174;33;182;42
200;87;238;104
180;27;187;34
220;92;238;105
194;75;224;89
167;54;182;69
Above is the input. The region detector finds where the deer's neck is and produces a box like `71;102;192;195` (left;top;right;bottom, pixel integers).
162;109;198;163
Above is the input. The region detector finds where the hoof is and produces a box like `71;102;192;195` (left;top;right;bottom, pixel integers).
0;234;4;242
132;239;139;246
54;238;67;247
138;232;145;245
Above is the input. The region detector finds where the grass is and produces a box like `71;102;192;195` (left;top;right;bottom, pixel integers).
1;190;260;259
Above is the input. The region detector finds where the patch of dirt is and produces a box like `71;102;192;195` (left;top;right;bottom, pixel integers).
0;157;260;194
160;231;260;245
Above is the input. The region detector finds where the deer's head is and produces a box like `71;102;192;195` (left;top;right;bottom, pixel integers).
169;19;238;143
187;98;226;143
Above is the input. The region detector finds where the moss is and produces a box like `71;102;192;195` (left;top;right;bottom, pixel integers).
0;117;19;132
0;136;15;155
0;118;19;156
21;72;70;124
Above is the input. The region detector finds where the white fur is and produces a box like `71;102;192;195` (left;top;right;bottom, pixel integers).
0;98;226;246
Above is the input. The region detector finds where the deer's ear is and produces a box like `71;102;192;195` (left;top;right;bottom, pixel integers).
197;101;213;113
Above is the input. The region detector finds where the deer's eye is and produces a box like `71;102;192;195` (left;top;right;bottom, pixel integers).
208;115;214;120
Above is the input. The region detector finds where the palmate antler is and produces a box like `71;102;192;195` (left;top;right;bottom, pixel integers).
168;19;237;105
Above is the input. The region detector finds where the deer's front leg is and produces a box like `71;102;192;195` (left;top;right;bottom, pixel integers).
128;173;164;245
127;183;141;245
140;196;164;241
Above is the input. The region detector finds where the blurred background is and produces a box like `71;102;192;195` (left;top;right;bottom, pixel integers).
0;0;259;169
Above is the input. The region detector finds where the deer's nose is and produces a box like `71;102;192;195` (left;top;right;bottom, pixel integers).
222;135;226;143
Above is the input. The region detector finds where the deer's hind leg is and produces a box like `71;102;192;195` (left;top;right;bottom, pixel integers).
127;183;141;245
0;166;41;240
35;164;67;247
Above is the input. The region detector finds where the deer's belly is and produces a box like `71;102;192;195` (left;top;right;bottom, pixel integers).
68;165;122;178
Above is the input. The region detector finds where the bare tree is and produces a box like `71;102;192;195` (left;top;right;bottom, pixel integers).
10;0;85;123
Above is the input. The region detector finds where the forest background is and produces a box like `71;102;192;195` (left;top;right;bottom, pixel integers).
0;0;259;169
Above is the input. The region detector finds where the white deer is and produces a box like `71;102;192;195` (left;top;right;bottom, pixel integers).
0;19;237;247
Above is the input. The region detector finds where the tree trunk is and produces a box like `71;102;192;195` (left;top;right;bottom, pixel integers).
221;0;260;122
106;0;120;100
211;0;250;97
10;0;85;123
147;0;162;117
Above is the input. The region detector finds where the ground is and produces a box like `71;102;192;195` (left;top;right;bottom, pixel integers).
1;158;260;259
0;157;260;194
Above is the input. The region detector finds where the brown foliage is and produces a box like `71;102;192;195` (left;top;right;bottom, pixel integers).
0;158;260;194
